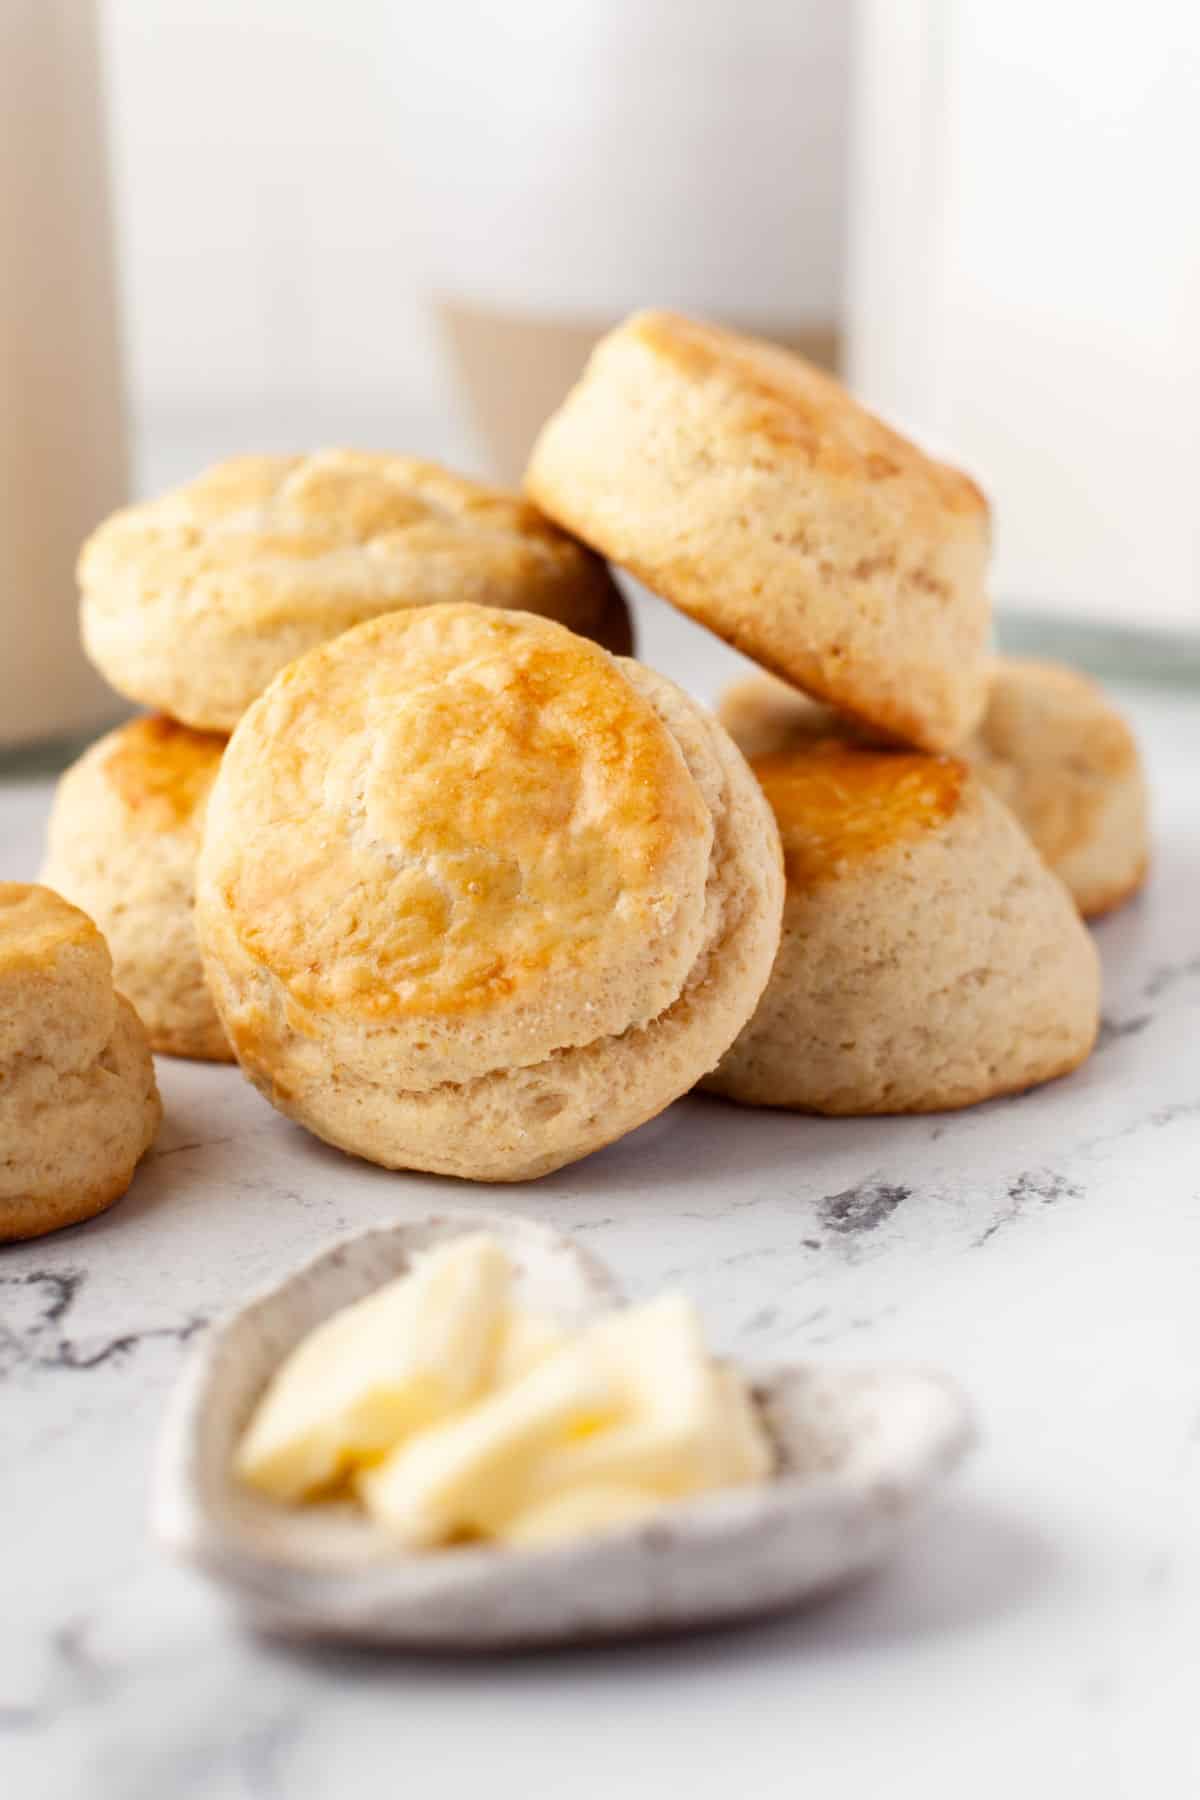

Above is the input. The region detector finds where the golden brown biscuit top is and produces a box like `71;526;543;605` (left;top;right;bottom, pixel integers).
102;715;226;827
203;606;712;1044
79;451;605;625
752;742;967;885
630;311;988;519
0;882;104;977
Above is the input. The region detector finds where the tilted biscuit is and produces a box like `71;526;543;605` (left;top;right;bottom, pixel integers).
0;884;160;1240
80;451;633;731
718;657;1148;918
196;604;783;1180
42;715;232;1060
704;739;1100;1114
526;310;991;752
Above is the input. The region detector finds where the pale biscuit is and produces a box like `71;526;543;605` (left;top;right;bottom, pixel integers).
717;670;882;761
42;715;232;1060
718;658;1148;917
80;451;633;731
704;740;1100;1114
197;604;783;1180
970;658;1148;918
0;884;161;1240
526;310;991;752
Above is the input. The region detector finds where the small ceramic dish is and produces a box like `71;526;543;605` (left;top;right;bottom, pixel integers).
152;1211;974;1649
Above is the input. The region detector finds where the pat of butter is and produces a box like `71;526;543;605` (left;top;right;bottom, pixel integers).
234;1232;775;1550
359;1294;774;1546
491;1308;570;1388
234;1233;509;1503
534;1294;739;1500
498;1482;663;1548
357;1339;620;1546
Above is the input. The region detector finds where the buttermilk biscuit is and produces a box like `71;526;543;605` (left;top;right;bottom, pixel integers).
718;658;1149;918
0;884;160;1240
526;310;992;752
197;604;783;1180
80;451;633;732
970;658;1148;918
42;715;231;1060
704;740;1099;1114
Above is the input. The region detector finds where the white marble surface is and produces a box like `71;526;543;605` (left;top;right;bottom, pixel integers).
3;611;1199;1798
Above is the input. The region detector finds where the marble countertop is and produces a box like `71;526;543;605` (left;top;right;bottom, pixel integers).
3;609;1199;1799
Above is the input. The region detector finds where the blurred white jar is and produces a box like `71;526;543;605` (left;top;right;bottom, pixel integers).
0;0;127;753
848;0;1200;632
394;0;850;481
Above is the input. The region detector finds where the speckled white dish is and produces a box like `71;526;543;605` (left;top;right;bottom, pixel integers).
152;1212;974;1649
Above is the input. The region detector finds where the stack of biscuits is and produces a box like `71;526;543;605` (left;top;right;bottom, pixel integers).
525;314;1144;1115
12;310;1148;1232
42;454;634;1066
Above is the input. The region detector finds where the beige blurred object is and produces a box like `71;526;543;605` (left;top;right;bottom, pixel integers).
0;0;128;752
402;2;849;485
440;303;839;490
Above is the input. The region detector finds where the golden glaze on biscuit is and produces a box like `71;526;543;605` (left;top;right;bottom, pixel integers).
207;606;710;1051
80;451;631;731
705;765;1100;1116
752;743;967;886
103;715;225;825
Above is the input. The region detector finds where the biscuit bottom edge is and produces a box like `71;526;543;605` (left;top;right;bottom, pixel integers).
0;1161;144;1243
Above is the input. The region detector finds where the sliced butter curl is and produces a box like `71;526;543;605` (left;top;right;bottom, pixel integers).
234;1233;510;1503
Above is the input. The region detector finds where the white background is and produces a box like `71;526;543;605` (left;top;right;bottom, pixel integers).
98;3;1199;627
99;0;849;491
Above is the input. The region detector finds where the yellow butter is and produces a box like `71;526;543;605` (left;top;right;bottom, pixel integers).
534;1294;759;1499
234;1233;774;1548
357;1337;620;1546
491;1309;570;1388
234;1233;510;1503
499;1482;663;1547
